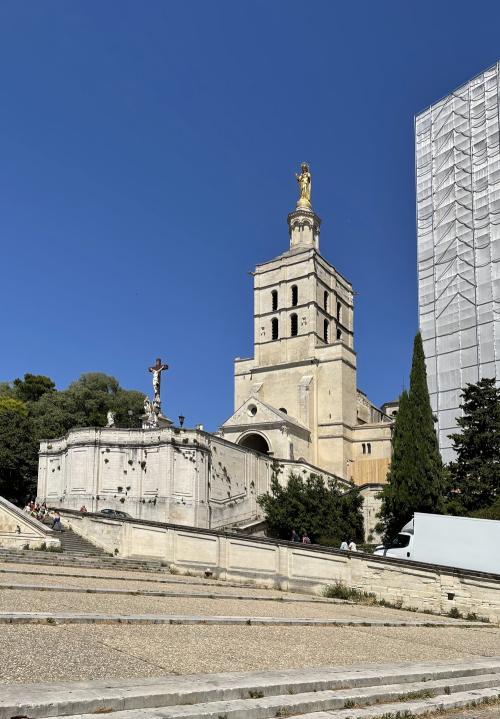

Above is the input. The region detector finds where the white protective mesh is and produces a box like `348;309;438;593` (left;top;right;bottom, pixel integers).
416;63;500;463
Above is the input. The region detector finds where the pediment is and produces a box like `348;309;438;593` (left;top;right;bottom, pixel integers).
221;396;307;433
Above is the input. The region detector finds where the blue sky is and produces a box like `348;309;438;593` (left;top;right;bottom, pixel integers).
1;0;500;430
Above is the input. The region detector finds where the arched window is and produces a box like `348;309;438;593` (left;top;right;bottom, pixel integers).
271;318;279;340
271;290;278;312
324;291;328;311
337;301;341;322
323;319;329;343
367;443;371;455
279;407;288;414
291;313;298;337
337;328;342;341
291;285;298;307
362;443;366;454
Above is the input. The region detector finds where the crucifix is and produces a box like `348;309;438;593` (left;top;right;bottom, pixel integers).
148;357;168;405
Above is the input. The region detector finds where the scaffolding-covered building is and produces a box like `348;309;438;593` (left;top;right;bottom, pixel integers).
416;62;500;462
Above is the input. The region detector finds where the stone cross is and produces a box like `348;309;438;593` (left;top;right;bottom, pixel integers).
148;357;168;404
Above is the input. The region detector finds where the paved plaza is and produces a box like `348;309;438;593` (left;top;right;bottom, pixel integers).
0;559;499;687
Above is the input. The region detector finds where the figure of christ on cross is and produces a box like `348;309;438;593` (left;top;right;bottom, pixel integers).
148;357;168;404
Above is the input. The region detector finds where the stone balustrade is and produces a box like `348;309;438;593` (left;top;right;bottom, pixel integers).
59;509;500;624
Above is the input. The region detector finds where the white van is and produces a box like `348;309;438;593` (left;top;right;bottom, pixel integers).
374;512;500;575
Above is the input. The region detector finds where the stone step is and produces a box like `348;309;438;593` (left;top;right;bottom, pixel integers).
0;610;487;627
1;657;499;719
0;549;166;572
66;677;500;719
292;687;500;719
0;567;257;591
0;582;336;604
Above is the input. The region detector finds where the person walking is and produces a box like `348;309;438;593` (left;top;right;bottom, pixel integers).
52;512;62;532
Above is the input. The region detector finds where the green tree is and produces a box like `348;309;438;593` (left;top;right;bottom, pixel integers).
13;374;55;403
0;397;28;416
0;404;38;504
448;377;500;513
378;332;445;541
30;373;144;440
378;391;414;540
0;371;145;504
257;472;364;546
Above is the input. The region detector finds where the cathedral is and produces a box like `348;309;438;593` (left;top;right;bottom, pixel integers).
37;165;393;539
221;164;392;486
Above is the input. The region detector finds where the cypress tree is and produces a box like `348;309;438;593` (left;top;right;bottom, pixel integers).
378;391;414;540
408;332;445;513
378;332;445;540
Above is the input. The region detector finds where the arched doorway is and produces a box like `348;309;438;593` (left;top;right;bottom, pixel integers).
238;433;270;454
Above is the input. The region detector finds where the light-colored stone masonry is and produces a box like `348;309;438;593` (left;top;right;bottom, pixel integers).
60;510;500;624
0;497;60;550
39;426;381;532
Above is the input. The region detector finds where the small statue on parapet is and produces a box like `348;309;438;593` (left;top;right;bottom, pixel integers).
143;396;159;428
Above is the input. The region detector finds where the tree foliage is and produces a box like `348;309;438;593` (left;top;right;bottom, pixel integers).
378;332;445;541
257;472;364;546
0;372;145;505
13;374;55;403
0;397;28;416
30;373;144;439
447;377;500;514
0;409;38;504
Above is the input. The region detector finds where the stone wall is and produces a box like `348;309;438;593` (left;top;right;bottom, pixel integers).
61;510;500;624
0;496;60;550
38;426;362;532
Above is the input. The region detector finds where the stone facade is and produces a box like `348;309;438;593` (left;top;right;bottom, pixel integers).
221;186;393;483
38;425;355;531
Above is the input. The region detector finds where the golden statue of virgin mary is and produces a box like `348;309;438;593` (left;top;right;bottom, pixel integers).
295;162;312;209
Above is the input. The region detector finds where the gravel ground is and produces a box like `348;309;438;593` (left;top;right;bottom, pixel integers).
0;569;291;598
0;623;498;684
0;562;291;595
0;561;222;584
0;587;456;621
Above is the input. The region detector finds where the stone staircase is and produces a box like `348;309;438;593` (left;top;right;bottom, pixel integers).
0;545;166;572
56;526;106;556
1;657;500;719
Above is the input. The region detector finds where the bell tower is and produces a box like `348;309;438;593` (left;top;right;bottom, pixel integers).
222;164;359;477
221;163;393;495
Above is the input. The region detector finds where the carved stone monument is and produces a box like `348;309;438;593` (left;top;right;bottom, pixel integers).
142;357;172;428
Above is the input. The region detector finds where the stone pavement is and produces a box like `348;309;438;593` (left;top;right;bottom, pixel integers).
1;557;499;719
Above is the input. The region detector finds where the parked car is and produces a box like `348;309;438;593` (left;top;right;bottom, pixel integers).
98;509;133;519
